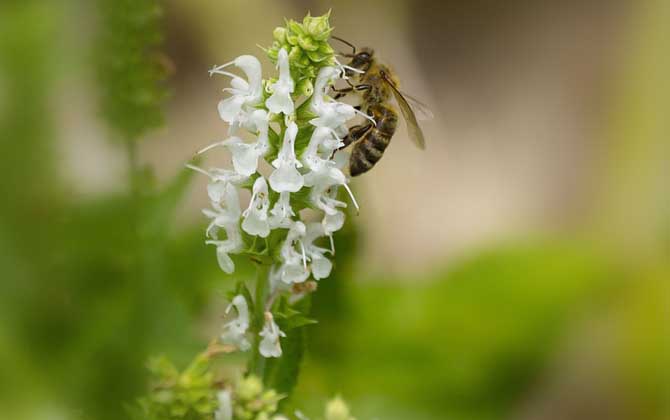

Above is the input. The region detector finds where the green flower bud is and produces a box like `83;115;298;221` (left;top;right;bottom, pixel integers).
265;12;336;98
296;78;313;97
318;42;334;55
325;396;355;420
286;32;299;46
273;27;286;43
304;10;331;39
237;375;263;401
299;54;311;67
234;406;252;420
306;49;328;63
287;20;304;36
288;45;302;62
297;35;319;52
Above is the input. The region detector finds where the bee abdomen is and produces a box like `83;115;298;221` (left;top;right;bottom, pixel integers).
349;104;398;176
350;123;395;176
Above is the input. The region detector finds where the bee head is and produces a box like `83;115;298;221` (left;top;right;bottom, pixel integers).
348;47;374;74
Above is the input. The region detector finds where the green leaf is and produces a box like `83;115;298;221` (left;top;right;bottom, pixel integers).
262;296;312;402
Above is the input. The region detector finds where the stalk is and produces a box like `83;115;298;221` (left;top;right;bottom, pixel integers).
248;262;271;378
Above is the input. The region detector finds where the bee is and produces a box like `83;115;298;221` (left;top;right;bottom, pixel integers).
331;36;432;176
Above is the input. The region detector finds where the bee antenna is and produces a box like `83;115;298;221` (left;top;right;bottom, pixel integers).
331;35;357;55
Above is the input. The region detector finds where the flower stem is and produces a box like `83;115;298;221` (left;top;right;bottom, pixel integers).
248;262;271;379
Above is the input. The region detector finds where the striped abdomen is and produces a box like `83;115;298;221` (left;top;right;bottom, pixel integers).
349;104;398;176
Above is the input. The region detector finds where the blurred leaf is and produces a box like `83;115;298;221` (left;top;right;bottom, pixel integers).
298;239;614;420
264;297;312;407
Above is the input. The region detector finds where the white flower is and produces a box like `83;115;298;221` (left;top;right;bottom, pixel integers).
186;164;249;190
302;126;340;172
214;390;233;420
221;295;250;351
311;66;339;110
279;221;309;284
305;166;347;215
201;183;244;273
206;231;243;273
311;66;375;137
198;109;271;177
242;176;271;238
203;183;241;238
265;49;295;115
311;102;357;132
210;55;263;126
259;312;286;358
322;209;345;236
303;153;359;236
269;121;304;193
268;191;295;229
303;223;333;280
310;67;359;130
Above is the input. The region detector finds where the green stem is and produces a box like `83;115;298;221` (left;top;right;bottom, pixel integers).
248;263;271;379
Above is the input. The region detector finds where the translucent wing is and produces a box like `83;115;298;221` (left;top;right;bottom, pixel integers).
400;91;434;121
381;72;426;149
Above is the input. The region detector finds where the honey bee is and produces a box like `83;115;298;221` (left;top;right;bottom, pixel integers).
331;36;432;176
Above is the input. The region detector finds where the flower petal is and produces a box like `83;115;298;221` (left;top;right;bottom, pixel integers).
269;164;304;193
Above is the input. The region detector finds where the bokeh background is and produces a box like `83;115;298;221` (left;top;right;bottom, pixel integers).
0;0;668;419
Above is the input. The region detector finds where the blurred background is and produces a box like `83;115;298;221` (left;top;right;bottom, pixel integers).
0;0;668;419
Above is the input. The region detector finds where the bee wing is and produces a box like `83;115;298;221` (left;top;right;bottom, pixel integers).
381;73;426;150
399;91;434;121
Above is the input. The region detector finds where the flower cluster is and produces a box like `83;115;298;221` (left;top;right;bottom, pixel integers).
266;11;336;96
189;12;360;359
213;376;356;420
214;376;284;420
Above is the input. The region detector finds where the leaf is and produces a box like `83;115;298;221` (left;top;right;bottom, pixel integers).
263;296;313;402
263;324;306;401
282;314;318;330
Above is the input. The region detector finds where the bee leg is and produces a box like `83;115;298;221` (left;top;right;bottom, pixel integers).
333;84;370;99
332;86;354;100
341;123;373;149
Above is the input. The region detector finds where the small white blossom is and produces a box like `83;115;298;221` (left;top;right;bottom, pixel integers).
221;295;250;351
304;223;333;280
242;176;271;238
305;167;347;215
214;390;233;420
279;221;309;284
259;312;286;358
198;109;271;176
210;55;263;126
186;165;249;196
269;121;304;193
269;191;295;229
203;183;241;238
265;48;295;115
206;223;243;273
322;209;345;236
310;67;359;132
201;182;244;273
302;126;339;172
311;66;339;111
